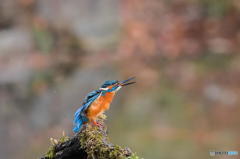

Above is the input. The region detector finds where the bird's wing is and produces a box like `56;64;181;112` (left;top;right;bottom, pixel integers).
83;90;101;105
74;90;101;120
73;90;101;133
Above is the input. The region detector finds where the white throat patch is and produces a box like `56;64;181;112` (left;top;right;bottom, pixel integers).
99;87;108;91
116;86;122;91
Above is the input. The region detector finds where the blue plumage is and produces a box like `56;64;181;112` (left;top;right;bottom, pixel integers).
101;80;118;88
73;90;101;133
73;78;135;133
73;81;118;133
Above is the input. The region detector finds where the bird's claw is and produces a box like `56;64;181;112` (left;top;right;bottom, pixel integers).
92;121;103;127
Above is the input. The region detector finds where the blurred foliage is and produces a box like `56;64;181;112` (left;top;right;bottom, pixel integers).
0;0;240;159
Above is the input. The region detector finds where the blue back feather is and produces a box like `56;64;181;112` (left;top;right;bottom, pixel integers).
101;80;118;88
73;90;101;133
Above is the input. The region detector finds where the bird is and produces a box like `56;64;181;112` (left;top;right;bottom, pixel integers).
73;77;136;133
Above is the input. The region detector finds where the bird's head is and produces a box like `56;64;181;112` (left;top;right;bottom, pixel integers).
99;77;136;93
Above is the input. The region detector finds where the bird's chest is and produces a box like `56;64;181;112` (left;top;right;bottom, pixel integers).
87;92;115;117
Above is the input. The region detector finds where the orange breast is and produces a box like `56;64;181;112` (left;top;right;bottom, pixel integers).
87;92;115;120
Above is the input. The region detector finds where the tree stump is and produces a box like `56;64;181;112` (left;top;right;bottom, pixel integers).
41;115;139;159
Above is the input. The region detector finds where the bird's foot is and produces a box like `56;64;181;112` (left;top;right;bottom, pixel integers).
92;121;103;127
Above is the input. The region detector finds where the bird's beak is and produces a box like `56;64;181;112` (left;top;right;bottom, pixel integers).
119;77;136;86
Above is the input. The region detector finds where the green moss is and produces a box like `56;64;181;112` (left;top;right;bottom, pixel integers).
43;131;70;159
59;132;70;143
78;115;134;159
42;114;140;159
45;146;55;159
127;153;142;159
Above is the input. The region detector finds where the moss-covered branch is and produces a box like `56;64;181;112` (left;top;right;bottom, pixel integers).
41;115;140;159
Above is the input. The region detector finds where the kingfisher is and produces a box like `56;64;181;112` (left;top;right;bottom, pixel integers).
73;77;135;133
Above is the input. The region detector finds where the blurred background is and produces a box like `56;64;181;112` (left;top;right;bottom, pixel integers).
0;0;240;159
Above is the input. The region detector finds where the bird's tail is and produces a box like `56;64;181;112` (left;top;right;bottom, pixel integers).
73;107;88;133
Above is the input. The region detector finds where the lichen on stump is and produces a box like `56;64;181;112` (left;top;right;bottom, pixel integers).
41;115;139;159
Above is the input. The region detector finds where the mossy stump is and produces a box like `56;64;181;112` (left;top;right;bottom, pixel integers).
41;115;136;159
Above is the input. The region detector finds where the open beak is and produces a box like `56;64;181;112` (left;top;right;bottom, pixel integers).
119;77;136;86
